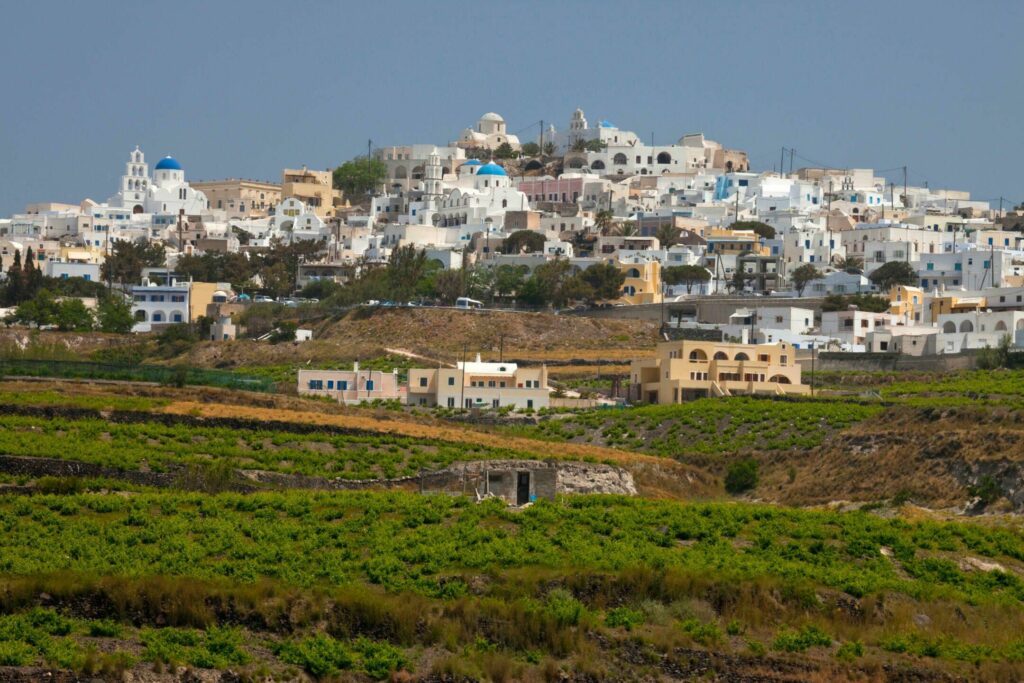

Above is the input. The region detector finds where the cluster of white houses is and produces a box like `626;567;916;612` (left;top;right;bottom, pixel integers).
4;107;1024;357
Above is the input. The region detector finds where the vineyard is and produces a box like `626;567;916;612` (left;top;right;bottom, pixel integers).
0;490;1023;679
514;397;883;460
0;412;534;480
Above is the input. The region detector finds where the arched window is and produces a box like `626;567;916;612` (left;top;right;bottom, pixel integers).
713;351;728;360
640;168;648;175
152;311;164;323
768;375;792;384
689;349;707;361
735;352;750;361
134;310;147;322
627;268;640;278
591;160;606;170
613;153;628;165
959;320;974;333
942;321;956;333
394;166;407;179
995;321;1007;331
656;152;671;164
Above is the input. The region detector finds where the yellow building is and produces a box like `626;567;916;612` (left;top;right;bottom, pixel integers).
888;285;926;324
618;259;661;305
191;179;281;218
281;167;343;217
630;339;808;403
928;293;985;323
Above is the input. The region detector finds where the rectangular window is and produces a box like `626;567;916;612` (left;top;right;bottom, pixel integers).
419;377;427;387
308;380;323;390
327;380;334;389
340;381;348;390
448;376;455;385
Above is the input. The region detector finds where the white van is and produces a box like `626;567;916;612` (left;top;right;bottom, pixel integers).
455;297;483;310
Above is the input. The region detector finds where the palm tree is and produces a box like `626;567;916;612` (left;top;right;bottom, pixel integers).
542;141;556;156
833;255;864;273
655;223;680;248
594;209;614;235
612;221;638;237
570;139;588;153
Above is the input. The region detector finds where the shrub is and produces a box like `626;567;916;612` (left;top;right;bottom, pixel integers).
275;634;353;678
604;607;644;631
773;625;831;652
837;641;864;661
545;589;586;627
725;459;759;494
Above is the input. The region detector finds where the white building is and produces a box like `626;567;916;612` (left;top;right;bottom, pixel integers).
455;113;521;151
109;147;208;216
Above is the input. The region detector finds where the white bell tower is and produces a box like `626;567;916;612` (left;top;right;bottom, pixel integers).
424;152;443;200
119;146;149;211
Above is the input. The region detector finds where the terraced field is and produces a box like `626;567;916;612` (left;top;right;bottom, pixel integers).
1;490;1023;679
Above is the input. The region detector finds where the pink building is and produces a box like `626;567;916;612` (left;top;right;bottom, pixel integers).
518;177;584;204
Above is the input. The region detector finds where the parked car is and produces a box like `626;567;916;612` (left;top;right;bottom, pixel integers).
253;295;274;303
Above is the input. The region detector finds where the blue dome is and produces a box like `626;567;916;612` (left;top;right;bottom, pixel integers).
476;162;507;176
154;156;182;171
599;120;615;128
462;159;482;166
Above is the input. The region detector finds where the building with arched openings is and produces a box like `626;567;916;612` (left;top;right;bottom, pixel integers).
629;340;808;403
455;112;521;151
108;147;209;216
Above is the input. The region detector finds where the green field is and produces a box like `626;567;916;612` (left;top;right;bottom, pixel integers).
0;491;1023;677
0;413;534;480
516;397;883;457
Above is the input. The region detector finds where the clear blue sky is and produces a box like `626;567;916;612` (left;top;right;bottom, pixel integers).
1;1;1021;216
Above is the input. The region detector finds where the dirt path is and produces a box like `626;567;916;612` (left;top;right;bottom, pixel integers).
384;347;454;367
162;400;680;469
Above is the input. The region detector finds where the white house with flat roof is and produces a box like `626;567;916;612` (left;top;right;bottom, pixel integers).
407;354;550;410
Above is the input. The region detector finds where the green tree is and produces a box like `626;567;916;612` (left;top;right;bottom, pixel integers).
520;142;541;157
386;245;428;302
332;156;387;197
820;293;889;313
730;220;776;240
869;261;918;292
584;139;608;152
493;264;529;300
612;221;638;237
832;255;864;273
579;262;626;302
569;139;588;153
269;321;298;344
97;295;135;333
503;230;545;255
520;259;581;308
725;458;759;494
432;269;464;304
594;209;614;235
663;265;711;294
493;143;516;160
3;249;23;306
542;141;556;156
655;223;680;248
23;247;43;298
729;269;753;293
790;264;823;296
101;239;166;287
9;289;61;327
55;298;95;332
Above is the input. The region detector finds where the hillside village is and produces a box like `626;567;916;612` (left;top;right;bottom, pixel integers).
2;108;1023;409
4;107;1024;682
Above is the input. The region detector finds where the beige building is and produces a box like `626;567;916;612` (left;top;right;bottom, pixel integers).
191;179;281;218
298;363;404;405
408;355;550;410
630;340;808;403
281;167;342;217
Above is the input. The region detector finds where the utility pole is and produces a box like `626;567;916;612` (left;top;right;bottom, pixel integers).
539;120;544;158
789;148;795;175
890;182;895;215
826;180;833;264
459;344;467;410
780;147;786;177
902;166;908;210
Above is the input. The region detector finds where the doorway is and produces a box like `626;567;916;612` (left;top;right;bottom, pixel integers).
516;472;530;505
